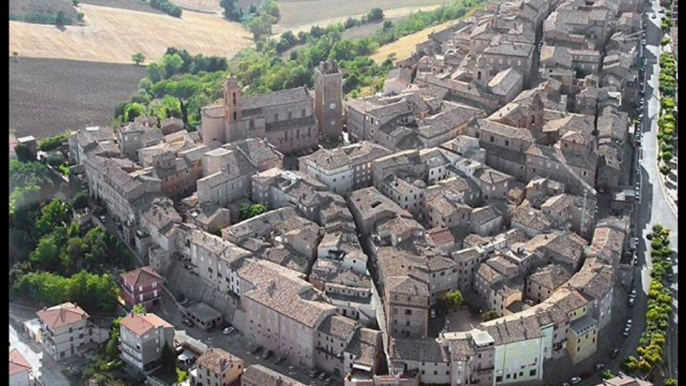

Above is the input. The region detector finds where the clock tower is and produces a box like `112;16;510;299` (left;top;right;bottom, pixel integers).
314;60;343;141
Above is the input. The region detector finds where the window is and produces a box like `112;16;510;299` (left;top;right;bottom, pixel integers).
490;136;495;143
233;111;237;120
505;140;509;147
405;309;412;315
288;111;293;119
274;113;279;121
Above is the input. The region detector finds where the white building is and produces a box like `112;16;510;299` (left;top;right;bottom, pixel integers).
36;303;109;361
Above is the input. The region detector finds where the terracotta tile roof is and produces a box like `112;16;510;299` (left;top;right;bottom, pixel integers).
243;364;306;386
9;349;31;376
121;266;165;289
196;348;243;374
317;314;358;341
120;312;173;337
36;302;88;330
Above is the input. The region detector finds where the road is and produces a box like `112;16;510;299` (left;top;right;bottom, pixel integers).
637;0;679;379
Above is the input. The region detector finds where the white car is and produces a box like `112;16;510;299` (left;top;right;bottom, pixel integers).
629;289;637;298
570;376;582;384
627;319;633;326
222;327;234;335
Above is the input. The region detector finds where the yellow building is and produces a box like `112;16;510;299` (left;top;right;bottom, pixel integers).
566;315;598;364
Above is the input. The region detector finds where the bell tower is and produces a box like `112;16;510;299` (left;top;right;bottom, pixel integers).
224;77;241;124
314;61;343;141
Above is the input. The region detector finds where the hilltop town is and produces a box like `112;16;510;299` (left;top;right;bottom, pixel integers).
8;0;678;385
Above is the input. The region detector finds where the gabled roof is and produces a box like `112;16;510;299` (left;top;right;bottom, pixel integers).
120;312;173;337
121;266;164;288
36;302;89;330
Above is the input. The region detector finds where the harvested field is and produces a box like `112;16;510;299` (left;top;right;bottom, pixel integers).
370;19;460;63
273;0;444;34
10;58;146;139
173;0;221;13
9;4;253;64
78;0;165;14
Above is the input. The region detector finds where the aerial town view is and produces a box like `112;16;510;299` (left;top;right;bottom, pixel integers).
8;0;679;385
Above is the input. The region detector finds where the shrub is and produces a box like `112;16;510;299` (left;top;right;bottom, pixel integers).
661;38;670;46
132;53;145;65
39;132;69;152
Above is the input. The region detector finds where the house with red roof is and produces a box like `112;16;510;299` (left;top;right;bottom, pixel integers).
35;302;109;361
9;349;35;386
119;312;174;371
120;266;165;310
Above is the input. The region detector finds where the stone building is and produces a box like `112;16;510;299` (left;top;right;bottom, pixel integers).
201;77;319;155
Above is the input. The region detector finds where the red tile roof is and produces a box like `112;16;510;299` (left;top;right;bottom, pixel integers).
120;312;173;337
121;266;164;288
9;349;31;376
36;302;89;330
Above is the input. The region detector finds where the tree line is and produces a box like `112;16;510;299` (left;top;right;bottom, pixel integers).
113;0;483;130
150;0;183;17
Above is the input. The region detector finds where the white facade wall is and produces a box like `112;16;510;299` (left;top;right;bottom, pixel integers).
493;337;544;384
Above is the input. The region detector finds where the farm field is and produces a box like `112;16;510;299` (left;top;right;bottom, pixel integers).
10;0;78;24
9;4;253;64
10;58;146;139
79;0;165;14
273;0;445;34
370;19;461;63
173;0;221;13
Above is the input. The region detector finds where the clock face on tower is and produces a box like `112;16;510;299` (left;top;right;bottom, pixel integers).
329;103;337;110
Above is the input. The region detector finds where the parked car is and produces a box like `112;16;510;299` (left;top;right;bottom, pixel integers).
309;370;319;378
667;273;674;283
222;327;234;335
275;356;286;364
99;215;107;223
182;318;194;327
319;372;327;381
629;289;637;298
629;297;635;307
570;376;582;384
595;363;606;372
431;309;436;318
623;326;631;337
611;348;620;358
627;319;633;326
647;233;653;240
251;346;263;355
325;377;334;385
262;350;273;360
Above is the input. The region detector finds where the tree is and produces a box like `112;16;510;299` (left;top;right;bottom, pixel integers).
36;199;72;236
446;290;464;311
483;311;499;321
30;234;63;272
601;370;614;380
344;17;358;29
132;53;145;66
637;360;652;373
72;193;88;210
177;368;189;383
161;343;177;370
77;12;84;22
124;103;147;122
133;304;146;315
262;0;280;20
665;378;678;386
161;53;184;78
72;0;80;5
14;144;34;163
239;204;268;220
56;11;67;26
382;20;394;30
105;317;123;360
12;51;19;62
220;0;242;21
367;8;384;22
